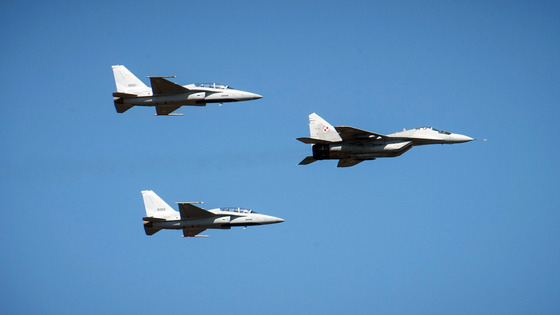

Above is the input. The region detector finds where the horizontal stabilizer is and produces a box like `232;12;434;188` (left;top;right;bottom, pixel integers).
335;126;388;140
113;92;138;98
144;225;161;236
143;216;167;222
337;159;366;167
115;103;134;113
178;203;215;219
297;137;338;144
143;220;163;235
299;156;317;165
150;77;190;95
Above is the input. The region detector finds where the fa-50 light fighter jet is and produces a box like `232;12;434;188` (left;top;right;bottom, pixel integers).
112;65;262;115
298;113;478;167
141;190;284;237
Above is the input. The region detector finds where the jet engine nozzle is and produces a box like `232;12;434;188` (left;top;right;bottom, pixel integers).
312;144;330;160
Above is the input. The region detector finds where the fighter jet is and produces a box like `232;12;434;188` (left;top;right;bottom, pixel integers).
141;190;284;237
298;113;478;167
111;65;262;115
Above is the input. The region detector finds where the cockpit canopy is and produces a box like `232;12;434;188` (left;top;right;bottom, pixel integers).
195;83;234;90
220;207;257;214
414;127;451;135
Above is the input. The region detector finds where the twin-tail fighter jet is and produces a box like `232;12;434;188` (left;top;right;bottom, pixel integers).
112;65;262;115
141;190;284;237
298;113;479;167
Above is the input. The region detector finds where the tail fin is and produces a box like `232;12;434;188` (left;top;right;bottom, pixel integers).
308;113;342;142
112;65;151;113
141;190;179;219
112;65;150;95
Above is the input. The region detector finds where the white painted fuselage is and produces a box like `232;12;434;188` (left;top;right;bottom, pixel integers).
111;65;262;115
298;113;476;167
141;191;284;237
120;84;262;107
313;128;473;160
147;209;285;231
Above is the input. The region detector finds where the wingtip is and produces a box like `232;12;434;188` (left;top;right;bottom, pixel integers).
299;156;317;165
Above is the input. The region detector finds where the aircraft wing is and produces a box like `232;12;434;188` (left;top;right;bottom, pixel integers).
337;159;367;167
177;203;215;219
335;126;387;141
149;77;190;95
156;105;181;115
183;228;207;237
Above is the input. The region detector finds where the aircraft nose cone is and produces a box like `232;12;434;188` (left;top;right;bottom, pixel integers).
268;216;284;224
453;134;474;143
251;93;263;100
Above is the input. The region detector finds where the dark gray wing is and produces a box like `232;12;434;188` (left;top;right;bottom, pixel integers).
149;77;190;95
177;203;214;219
335;126;387;141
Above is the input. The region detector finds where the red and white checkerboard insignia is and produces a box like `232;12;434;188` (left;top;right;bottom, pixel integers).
323;126;329;132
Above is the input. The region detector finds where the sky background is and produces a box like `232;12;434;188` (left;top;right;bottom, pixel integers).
1;1;559;314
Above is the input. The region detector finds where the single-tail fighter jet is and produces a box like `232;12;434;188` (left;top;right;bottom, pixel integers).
141;190;284;237
111;65;262;115
298;113;479;167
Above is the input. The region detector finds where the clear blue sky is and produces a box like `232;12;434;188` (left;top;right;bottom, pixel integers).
1;1;559;314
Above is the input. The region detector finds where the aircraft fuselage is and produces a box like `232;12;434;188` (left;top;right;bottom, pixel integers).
144;212;284;232
118;88;262;107
312;141;414;160
299;113;478;167
111;65;262;115
310;133;474;162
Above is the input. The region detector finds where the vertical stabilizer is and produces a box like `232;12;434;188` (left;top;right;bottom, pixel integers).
309;113;343;142
141;190;179;219
112;65;150;95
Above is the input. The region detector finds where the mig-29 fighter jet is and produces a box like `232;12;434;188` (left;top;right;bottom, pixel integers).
112;65;262;115
298;113;479;167
141;190;284;237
